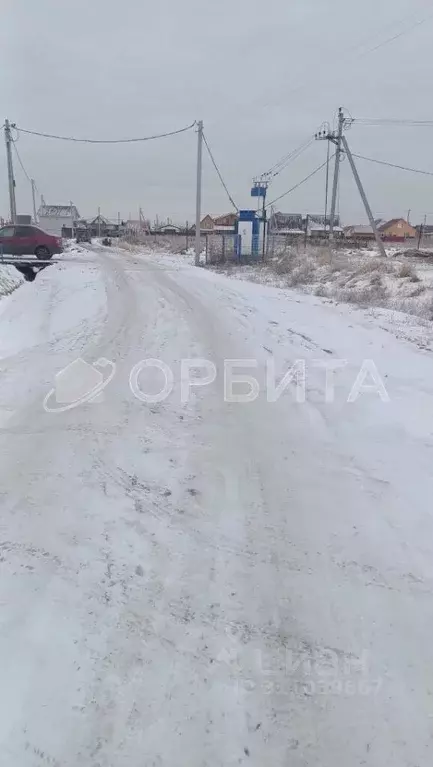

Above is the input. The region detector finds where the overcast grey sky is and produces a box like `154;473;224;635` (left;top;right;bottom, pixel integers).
1;0;433;225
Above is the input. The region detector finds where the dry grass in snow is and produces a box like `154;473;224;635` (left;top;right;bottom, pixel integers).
212;247;433;321
0;266;23;299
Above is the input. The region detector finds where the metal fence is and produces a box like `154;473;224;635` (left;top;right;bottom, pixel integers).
205;234;241;264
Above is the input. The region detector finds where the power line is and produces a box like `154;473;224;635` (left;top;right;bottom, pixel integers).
353;0;433;55
353;153;433;177
12;140;32;183
12;120;197;144
355;117;433;127
12;139;41;198
359;9;433;56
202;132;238;211
266;155;335;208
260;136;315;181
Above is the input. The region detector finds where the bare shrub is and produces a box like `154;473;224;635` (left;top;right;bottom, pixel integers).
335;278;387;306
369;273;382;286
354;258;394;276
408;285;425;297
328;260;345;274
397;262;418;279
117;239;138;252
314;284;327;297
287;260;315;286
274;256;292;275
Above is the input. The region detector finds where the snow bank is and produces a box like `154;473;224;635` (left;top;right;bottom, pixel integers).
0;265;23;300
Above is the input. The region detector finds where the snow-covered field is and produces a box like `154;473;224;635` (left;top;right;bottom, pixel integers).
0;245;432;765
205;246;433;321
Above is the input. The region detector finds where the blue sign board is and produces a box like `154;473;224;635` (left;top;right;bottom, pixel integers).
251;186;266;198
238;209;257;222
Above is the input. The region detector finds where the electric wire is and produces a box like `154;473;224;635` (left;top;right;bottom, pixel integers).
354;118;433;127
202;132;238;211
12;139;42;198
353;153;433;177
266;155;335;209
12;121;197;144
353;0;433;56
259;135;315;181
359;9;433;56
12;140;32;184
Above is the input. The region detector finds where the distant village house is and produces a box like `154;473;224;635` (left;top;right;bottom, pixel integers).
377;218;416;240
344;219;416;242
38;202;80;237
200;213;238;233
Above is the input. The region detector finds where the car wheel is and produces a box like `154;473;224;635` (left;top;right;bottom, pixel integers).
35;246;52;260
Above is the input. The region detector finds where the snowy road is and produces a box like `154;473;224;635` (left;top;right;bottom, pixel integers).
0;247;433;766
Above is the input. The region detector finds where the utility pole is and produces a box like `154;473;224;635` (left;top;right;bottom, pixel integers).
261;192;267;260
304;214;309;251
341;136;386;259
418;213;427;250
4;119;17;224
407;208;411;224
31;179;38;223
186;220;189;250
70;201;75;240
329;108;344;239
195;120;203;266
324;140;330;231
98;206;101;237
417;222;424;250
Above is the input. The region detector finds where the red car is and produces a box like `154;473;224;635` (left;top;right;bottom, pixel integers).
0;224;63;259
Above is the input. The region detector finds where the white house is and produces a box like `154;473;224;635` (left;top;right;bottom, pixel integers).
38;203;80;237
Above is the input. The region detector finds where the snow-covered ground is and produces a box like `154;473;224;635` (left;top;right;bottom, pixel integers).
204;246;433;321
0;264;23;300
0;245;433;765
